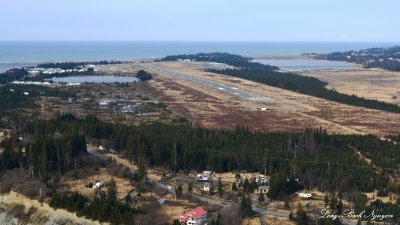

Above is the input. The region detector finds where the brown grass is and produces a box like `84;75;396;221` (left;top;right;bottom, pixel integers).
142;61;400;137
62;168;134;200
300;67;400;105
0;191;106;225
265;215;295;225
242;217;261;225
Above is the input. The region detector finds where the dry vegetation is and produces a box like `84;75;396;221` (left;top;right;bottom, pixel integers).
63;168;134;200
140;199;201;224
364;190;398;204
242;217;261;225
142;61;400;136
105;152;163;181
265;215;295;225
300;66;400;105
0;169;49;198
0;191;106;225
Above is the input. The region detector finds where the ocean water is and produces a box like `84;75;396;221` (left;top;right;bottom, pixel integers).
0;63;37;73
0;41;398;72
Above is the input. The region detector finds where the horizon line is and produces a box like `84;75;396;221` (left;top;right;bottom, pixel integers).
1;40;400;43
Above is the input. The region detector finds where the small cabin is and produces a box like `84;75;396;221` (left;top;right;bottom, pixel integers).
258;186;269;194
298;192;312;199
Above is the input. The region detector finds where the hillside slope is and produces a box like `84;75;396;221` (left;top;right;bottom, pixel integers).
0;191;105;225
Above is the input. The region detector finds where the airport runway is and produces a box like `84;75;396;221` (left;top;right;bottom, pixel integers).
144;63;273;102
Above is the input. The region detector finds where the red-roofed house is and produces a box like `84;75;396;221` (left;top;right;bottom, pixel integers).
178;207;208;225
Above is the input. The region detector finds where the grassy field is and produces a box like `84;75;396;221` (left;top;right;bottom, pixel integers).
300;66;400;106
142;61;400;136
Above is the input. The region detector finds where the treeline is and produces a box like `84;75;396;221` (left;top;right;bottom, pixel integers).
37;62;87;70
50;180;139;225
27;134;87;176
0;84;37;111
0;68;28;84
0;84;76;113
25;69;95;82
18;114;400;195
2;114;400;222
136;70;152;81
267;176;304;199
0;132;87;177
341;134;400;171
348;191;400;224
314;46;400;72
161;52;279;70
162;53;400;113
37;60;123;70
215;68;400;113
388;135;400;143
365;59;400;71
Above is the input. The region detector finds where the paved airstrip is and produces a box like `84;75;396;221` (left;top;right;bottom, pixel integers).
144;63;273;102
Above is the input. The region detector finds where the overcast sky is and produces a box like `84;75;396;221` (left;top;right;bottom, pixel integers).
1;0;399;42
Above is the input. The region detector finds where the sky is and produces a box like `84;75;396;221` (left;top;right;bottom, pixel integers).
1;0;399;42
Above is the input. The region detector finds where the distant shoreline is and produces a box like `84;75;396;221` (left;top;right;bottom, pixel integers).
1;41;398;64
251;55;311;60
0;56;359;74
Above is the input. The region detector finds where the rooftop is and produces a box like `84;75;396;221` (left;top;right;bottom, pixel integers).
179;207;207;221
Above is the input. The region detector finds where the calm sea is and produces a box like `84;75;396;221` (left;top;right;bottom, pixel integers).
0;41;398;72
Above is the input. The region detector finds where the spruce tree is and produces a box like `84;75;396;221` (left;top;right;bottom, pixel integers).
176;184;183;198
172;219;181;225
232;182;238;192
295;203;309;225
217;179;224;197
243;178;250;193
329;192;337;212
336;197;344;214
324;193;330;208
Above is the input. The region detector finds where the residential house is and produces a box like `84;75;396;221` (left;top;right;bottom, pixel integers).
178;207;208;225
258;186;269;194
197;171;213;182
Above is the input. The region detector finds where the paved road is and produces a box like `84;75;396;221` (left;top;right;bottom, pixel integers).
141;63;273;102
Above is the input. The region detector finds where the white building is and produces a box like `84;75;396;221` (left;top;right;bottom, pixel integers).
93;181;105;189
298;192;312;199
197;171;213;182
258;186;269;194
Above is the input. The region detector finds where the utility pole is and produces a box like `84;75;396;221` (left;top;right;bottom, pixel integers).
173;143;177;175
293;143;297;177
264;147;267;175
39;188;43;199
174;187;177;200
